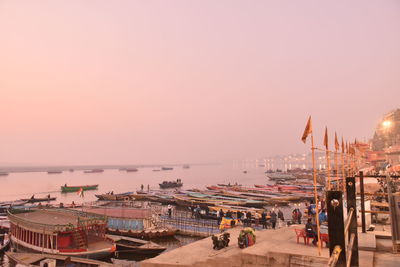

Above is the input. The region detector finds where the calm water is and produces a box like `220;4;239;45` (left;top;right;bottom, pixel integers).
0;163;276;266
0;163;272;203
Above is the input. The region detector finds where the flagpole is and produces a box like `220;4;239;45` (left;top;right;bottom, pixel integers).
326;149;331;190
311;132;322;255
341;150;345;192
335;149;338;190
324;127;331;190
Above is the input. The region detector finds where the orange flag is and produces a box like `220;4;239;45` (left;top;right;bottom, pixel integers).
334;132;339;151
323;127;329;150
341;137;345;153
301;116;313;143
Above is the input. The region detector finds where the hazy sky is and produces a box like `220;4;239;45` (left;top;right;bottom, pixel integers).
0;1;399;165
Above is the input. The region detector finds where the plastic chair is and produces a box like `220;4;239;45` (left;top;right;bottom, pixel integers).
294;228;307;244
320;233;329;247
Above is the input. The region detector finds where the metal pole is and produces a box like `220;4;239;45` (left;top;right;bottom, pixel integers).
386;171;399;252
359;171;366;233
346;177;359;267
311;133;322;255
327;190;346;267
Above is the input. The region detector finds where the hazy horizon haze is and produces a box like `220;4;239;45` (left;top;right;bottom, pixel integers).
1;1;399;165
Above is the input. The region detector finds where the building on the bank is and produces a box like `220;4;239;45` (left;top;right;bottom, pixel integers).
384;145;400;166
372;109;400;151
370;109;400;167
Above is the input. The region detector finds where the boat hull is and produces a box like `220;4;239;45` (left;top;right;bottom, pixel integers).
10;235;115;260
116;244;166;255
107;228;177;239
20;197;56;203
61;185;99;193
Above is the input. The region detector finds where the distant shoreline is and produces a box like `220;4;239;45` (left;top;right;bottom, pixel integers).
0;163;219;173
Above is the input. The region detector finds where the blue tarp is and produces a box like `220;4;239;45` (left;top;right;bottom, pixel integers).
107;218;144;230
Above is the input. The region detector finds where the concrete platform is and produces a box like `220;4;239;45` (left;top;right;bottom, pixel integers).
358;232;377;251
141;226;329;267
141;225;400;267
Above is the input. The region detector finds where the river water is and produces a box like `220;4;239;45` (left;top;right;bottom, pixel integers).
0;163;281;266
0;163;272;203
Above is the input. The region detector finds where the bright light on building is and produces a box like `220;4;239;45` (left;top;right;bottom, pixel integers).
382;120;392;128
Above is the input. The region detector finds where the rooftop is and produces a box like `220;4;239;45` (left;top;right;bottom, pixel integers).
11;209;79;226
8;208;106;232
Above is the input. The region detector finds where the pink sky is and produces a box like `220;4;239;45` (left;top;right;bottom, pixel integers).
0;1;399;165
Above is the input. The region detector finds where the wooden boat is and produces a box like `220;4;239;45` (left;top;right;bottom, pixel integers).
21;195;56;203
266;173;297;180
95;192;135;201
107;234;166;255
161;167;173;171
80;206;177;239
6;252;114;266
84;169;104;173
107;227;177;239
159;180;183;189
47;170;62;174
61;184;99;192
0;172;9;176
8;208;116;259
126;168;138;172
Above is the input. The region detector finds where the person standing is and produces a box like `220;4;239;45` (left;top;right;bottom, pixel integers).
218;209;224;225
278;209;284;227
319;209;327;224
167;204;172;218
297;208;302;224
270;209;277;229
261;210;267;229
292;208;298;224
255;212;260;227
141;184;144;192
246;211;252;227
237;211;243;223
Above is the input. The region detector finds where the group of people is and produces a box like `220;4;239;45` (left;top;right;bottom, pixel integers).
217;208;285;230
301;200;328;246
140;184;150;192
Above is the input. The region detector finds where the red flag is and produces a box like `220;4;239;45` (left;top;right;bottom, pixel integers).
301;116;313;144
334;132;339;151
341;137;345;153
323;127;329;150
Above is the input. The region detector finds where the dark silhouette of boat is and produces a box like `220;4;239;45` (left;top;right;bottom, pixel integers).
159;179;183;189
47;170;62;174
0;172;9;176
161;167;173;171
20;195;56;203
107;234;166;255
126;168;138;172
61;184;98;193
84;169;104;173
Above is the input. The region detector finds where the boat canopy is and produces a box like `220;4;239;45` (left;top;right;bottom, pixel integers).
8;208;107;234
